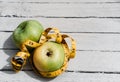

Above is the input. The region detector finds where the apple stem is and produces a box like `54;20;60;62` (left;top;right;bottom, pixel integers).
46;51;52;57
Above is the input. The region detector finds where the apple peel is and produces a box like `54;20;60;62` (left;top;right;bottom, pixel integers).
11;27;76;78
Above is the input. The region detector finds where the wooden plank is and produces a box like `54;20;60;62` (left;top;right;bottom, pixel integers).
69;51;120;71
0;32;17;49
0;50;13;70
1;18;120;33
0;0;119;3
0;3;120;17
1;32;120;51
2;49;120;72
1;71;120;82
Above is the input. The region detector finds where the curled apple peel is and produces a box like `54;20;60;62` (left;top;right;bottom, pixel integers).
11;27;76;78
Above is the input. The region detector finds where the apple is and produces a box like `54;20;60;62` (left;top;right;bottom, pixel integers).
13;20;44;48
33;41;65;72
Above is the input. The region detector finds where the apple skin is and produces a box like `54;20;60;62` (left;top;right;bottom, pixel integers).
33;41;65;72
13;20;44;48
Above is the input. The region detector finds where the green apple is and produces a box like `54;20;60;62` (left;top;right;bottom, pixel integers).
13;20;44;48
33;41;65;72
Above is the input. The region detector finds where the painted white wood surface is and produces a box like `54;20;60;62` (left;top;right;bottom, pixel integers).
0;0;119;3
1;32;120;51
1;71;120;82
0;2;120;17
1;18;120;33
2;49;120;72
1;0;120;82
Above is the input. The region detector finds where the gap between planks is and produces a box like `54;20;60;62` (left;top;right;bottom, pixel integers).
1;69;120;75
1;15;120;19
2;31;120;35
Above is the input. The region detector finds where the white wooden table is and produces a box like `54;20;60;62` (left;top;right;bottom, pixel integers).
1;0;120;82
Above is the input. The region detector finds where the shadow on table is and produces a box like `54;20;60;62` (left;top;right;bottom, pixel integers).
24;66;56;81
2;34;55;81
2;34;16;74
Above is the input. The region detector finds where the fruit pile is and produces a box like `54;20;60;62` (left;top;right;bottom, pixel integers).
11;20;76;78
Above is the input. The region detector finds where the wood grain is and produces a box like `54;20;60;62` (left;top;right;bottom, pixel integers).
1;32;120;51
1;71;120;82
1;0;120;81
0;3;120;17
1;49;120;72
1;18;120;33
0;0;119;3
